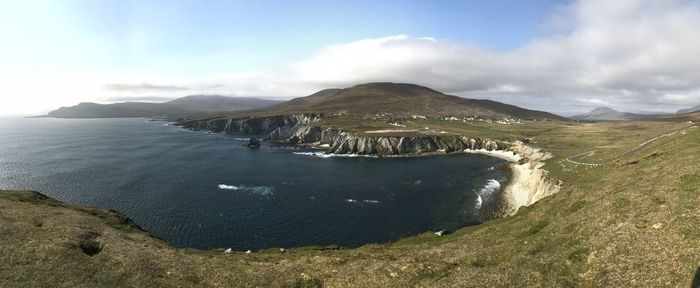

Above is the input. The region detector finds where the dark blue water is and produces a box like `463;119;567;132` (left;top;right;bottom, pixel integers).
0;118;509;250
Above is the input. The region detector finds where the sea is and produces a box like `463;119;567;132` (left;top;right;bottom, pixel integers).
0;118;509;250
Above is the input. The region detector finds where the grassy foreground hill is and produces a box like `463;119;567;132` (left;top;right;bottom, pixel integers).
1;110;698;287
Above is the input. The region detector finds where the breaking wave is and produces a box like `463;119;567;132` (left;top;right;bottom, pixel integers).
293;151;405;158
218;184;274;196
293;152;379;158
346;198;381;204
474;179;501;209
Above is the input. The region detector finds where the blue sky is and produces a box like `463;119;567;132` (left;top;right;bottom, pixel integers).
2;0;566;75
1;0;699;116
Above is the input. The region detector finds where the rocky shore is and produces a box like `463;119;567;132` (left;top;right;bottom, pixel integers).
176;113;561;215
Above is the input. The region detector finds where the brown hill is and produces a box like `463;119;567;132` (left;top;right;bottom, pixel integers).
207;83;566;121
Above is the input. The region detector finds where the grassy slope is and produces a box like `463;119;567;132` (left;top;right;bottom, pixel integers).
199;83;566;121
1;113;698;287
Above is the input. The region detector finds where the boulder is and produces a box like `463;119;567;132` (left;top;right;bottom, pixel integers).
245;137;261;148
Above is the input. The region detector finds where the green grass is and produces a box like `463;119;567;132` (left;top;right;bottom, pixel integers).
1;112;699;287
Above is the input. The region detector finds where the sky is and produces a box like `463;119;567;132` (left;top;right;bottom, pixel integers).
1;0;700;116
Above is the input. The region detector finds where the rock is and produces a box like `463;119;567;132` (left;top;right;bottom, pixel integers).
179;114;513;157
245;137;261;148
618;159;639;167
178;114;321;135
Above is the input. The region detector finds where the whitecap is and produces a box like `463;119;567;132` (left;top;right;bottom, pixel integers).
294;152;335;158
474;195;483;209
362;199;380;204
346;198;358;203
218;184;240;190
218;184;274;196
474;179;501;209
293;152;389;158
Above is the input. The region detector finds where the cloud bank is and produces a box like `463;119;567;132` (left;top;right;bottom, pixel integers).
7;0;700;116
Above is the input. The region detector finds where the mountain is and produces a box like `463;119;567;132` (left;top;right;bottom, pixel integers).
571;107;668;121
677;104;700;114
45;95;283;118
210;82;566;121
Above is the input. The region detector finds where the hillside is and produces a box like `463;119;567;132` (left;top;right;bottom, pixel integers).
204;83;566;121
2;110;698;287
45;95;282;118
571;107;667;121
678;104;700;114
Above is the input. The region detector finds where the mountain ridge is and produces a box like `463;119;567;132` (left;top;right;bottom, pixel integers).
202;82;567;121
677;104;700;114
45;95;283;118
571;106;669;121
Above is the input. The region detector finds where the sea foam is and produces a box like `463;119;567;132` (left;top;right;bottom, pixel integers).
218;184;274;196
293;152;395;158
474;179;501;209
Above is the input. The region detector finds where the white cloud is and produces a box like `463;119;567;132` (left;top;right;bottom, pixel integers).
184;0;700;114
3;0;700;116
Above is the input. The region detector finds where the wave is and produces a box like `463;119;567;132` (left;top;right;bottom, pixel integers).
345;198;380;204
474;179;501;209
293;152;399;158
293;152;371;158
218;184;274;196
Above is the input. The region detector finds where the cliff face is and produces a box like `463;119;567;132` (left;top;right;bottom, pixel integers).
177;114;321;134
496;142;562;215
177;114;505;156
177;114;561;216
313;130;503;156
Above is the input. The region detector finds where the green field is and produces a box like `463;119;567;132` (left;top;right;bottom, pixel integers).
1;112;698;287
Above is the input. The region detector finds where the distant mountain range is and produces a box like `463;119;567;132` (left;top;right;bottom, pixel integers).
570;107;670;121
677;104;700;114
45;95;283;118
56;83;685;122
206;82;566;121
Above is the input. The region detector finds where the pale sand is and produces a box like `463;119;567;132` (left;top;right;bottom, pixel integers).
465;142;561;216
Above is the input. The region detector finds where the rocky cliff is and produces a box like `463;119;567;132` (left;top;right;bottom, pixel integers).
177;114;321;134
492;142;562;215
176;114;561;216
177;114;506;155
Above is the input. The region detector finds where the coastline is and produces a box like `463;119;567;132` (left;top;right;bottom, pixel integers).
176;115;561;218
465;142;561;216
297;139;562;217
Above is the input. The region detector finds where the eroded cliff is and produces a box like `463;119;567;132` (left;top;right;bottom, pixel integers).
176;114;561;215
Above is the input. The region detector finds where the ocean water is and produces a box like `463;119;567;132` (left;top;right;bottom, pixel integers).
0;118;509;250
